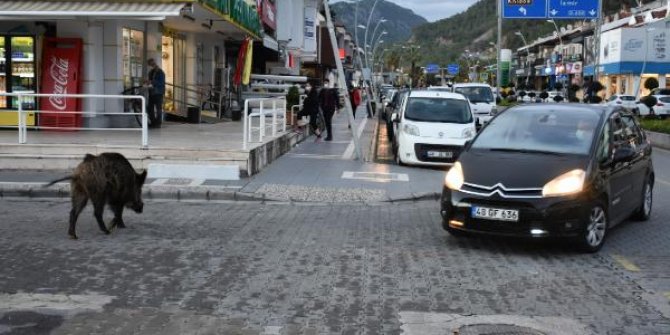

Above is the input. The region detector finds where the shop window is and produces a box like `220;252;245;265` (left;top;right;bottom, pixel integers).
122;28;144;89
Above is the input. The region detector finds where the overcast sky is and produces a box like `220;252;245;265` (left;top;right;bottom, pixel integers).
332;0;480;22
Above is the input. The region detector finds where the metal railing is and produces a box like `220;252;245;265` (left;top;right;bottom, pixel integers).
242;97;287;150
0;93;147;148
165;82;233;119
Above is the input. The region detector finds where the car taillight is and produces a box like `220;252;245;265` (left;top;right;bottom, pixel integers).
657;103;665;107
616;101;622;104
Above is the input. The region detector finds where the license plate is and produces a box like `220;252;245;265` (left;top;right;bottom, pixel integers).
427;151;453;158
471;206;519;222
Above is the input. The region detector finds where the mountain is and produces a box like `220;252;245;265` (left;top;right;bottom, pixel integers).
331;0;428;45
409;0;659;66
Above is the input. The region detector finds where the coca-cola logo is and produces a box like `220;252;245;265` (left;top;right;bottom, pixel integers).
48;56;69;110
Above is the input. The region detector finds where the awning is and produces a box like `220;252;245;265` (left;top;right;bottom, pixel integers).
0;1;188;20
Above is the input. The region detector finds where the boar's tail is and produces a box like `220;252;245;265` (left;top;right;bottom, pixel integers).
43;176;73;188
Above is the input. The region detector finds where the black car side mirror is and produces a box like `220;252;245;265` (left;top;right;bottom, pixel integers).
612;146;636;164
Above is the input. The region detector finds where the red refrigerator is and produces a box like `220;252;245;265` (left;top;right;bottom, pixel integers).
39;37;83;129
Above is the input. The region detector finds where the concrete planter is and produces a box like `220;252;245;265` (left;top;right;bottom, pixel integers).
647;130;670;150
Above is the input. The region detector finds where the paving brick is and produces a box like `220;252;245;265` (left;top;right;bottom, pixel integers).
0;199;668;334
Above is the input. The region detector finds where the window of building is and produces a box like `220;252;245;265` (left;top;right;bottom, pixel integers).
122;28;145;89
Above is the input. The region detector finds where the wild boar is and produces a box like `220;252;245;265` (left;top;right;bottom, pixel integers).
45;153;147;239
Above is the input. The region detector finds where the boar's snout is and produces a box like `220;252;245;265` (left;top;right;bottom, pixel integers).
132;201;144;214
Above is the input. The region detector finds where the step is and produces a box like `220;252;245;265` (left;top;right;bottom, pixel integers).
0;153;247;173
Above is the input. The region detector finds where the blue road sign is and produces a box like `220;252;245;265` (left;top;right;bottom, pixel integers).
502;0;547;19
447;64;460;75
548;0;600;19
425;64;439;74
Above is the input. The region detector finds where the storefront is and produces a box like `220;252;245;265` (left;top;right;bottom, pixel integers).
0;0;263;127
587;24;670;99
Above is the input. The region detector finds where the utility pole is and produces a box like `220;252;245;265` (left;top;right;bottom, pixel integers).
324;0;363;160
496;0;502;89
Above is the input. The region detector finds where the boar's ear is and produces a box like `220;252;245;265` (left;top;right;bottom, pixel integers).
137;170;148;185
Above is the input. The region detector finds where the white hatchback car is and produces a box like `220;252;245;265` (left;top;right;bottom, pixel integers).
636;89;670;117
605;94;639;112
391;90;476;166
452;83;497;126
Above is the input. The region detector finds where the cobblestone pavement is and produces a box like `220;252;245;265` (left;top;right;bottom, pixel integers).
1;197;669;335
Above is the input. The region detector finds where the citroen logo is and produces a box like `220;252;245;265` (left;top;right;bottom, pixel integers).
438;132;444;138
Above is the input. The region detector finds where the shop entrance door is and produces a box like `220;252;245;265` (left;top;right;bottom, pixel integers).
162;34;186;117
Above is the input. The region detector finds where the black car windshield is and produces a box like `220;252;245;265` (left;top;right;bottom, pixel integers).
404;97;472;123
454;86;494;103
471;108;601;155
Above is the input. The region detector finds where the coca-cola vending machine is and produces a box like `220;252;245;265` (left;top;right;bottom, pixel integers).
40;37;83;129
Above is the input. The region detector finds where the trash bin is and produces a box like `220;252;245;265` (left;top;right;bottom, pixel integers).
187;106;201;124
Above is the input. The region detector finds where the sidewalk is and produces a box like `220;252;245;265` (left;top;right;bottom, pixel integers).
0;103;448;203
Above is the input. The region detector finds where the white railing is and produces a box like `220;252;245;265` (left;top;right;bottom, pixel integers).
0;93;147;148
288;94;307;126
242;97;287;150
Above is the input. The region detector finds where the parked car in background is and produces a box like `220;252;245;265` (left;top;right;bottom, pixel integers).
386;89;410;144
605;94;638;113
452;83;497;126
441;104;654;252
636;91;670;118
391;90;476;166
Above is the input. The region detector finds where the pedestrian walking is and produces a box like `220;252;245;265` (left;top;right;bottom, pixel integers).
350;85;361;119
319;79;341;141
296;80;322;139
145;58;166;128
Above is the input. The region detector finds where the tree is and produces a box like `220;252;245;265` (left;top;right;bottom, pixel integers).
518;91;527;99
286;85;301;110
539;91;549;101
644;77;659;91
528;91;537;99
640;95;658;116
553;95;565;103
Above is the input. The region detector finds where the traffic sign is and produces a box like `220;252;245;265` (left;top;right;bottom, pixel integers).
502;0;547;19
425;64;439;74
447;64;460;75
548;0;600;19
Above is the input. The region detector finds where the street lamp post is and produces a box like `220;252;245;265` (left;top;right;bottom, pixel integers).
368;19;387;67
634;27;656;100
515;31;531;86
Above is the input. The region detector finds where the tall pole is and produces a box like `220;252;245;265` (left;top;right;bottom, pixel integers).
634;28;654;100
324;0;363;160
593;0;604;83
363;0;381;70
496;0;502;89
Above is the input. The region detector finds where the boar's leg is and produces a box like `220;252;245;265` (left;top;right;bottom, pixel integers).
69;193;88;240
91;196;111;235
110;204;126;229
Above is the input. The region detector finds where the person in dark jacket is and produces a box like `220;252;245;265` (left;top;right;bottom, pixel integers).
319;79;341;141
296;81;322;138
146;58;166;128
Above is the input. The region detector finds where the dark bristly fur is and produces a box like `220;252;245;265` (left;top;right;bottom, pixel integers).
45;153;147;239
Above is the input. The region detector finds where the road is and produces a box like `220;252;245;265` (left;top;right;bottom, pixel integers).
0;149;669;334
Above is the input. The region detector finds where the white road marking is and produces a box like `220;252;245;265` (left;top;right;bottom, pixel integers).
399;312;590;335
341;171;409;183
0;293;114;315
342;117;368;160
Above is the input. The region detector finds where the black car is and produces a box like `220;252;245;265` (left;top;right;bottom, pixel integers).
441;104;654;252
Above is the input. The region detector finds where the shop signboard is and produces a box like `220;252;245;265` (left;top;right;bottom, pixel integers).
202;0;262;37
303;1;317;54
261;0;276;30
601;26;669;64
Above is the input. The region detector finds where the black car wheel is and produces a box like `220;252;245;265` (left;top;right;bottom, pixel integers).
394;147;405;166
632;178;653;221
578;203;608;253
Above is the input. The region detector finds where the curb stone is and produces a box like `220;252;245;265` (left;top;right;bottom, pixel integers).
0;182;441;204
